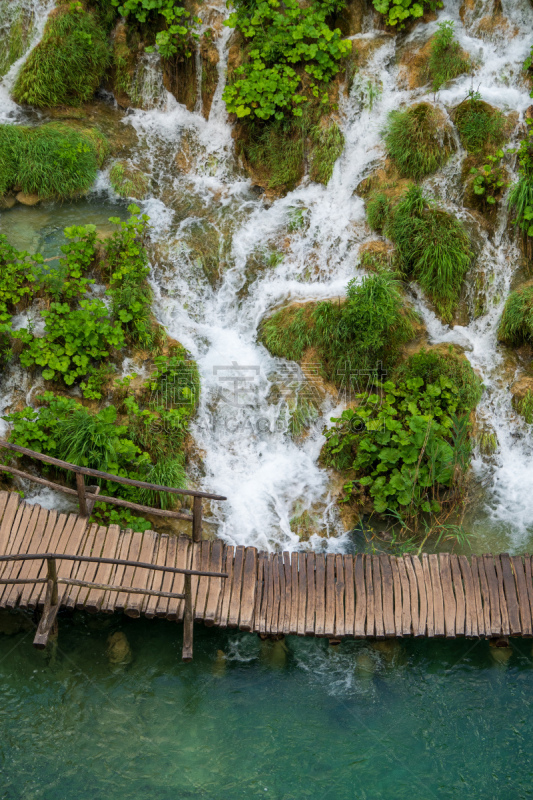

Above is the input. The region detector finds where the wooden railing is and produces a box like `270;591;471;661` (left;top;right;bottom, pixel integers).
0;552;228;660
0;439;227;542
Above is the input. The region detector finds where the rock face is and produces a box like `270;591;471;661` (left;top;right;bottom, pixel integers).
0;194;16;209
15;191;40;206
107;631;132;665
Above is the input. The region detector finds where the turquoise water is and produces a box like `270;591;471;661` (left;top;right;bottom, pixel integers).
1;612;533;799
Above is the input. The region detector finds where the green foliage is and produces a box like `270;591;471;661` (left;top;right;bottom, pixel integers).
244;117;306;189
309;122;344;185
372;0;442;28
324;376;470;520
383;103;454;180
508;121;533;238
112;0;200;59
0;235;41;323
261;271;415;383
0;123;106;199
455;91;507;154
41;224;97;301
366;192;391;233
223;0;351;121
386;186;473;322
392;348;483;415
514;390;533;425
109;162;150;199
426;21;470;92
469;150;508;210
138;457;186;509
12;5;110;107
525;44;533;98
497;285;533;346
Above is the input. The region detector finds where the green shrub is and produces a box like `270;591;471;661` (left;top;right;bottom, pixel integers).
0;123;106;199
112;0;200;59
383;103;454;180
309;122;345;185
223;0;351;121
392;348;482;415
508;121;533;239
469;150;508;211
498;285;533;346
41;224;97;301
426;21;470;92
372;0;442;28
261;271;415;382
454;91;507;154
386;186;473;322
12;5;110;107
0;235;41;323
324;376;471;520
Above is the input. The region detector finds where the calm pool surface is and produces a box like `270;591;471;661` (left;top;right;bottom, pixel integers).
0;612;532;799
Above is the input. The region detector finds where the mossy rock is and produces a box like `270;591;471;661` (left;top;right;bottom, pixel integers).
453;98;513;155
110;161;150;199
511;377;533;424
498;280;533;346
200;30;219;120
0;2;36;79
383;102;455;181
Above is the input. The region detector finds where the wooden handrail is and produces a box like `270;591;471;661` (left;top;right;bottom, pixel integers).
0;552;228;577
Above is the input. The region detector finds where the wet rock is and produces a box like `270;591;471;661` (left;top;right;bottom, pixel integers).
200;31;220;120
212;649;226;677
107;631;132;665
335;0;366;36
0;193;16;209
259;636;288;669
16;192;40;206
489;643;512;665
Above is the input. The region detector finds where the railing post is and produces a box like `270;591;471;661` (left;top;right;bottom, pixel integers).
192;496;202;542
47;557;58;606
76;472;89;517
33;558;59;650
182;572;193;662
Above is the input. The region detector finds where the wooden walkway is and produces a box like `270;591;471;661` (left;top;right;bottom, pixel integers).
1;492;533;638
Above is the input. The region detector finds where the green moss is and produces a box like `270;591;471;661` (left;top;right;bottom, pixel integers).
0;123;107;199
455;93;507;155
383;102;454;181
110;161;150;199
309;122;345;185
425;21;470;92
12;5;110;108
513;390;533;425
386;186;473;322
498;285;533;346
243;118;305;191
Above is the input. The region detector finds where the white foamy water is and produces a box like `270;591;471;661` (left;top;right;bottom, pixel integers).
1;0;533;551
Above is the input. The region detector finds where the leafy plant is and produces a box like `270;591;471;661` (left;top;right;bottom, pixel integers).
0;123;106;199
508;120;533;243
41;224;97;301
12;4;110;107
383;102;454;180
455;90;507;154
525;44;533;98
498;284;533;346
0;236;41;323
469;150;508;211
426;21;470;92
386;185;473;322
372;0;442;28
112;0;201;59
223;0;351;121
324;376;471;523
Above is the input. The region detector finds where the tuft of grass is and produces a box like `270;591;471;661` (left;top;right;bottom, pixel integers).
426;21;470;92
138;457;186;510
309;122;345;185
244;117;305;190
393;347;483;415
383;103;454;180
386;185;473;322
261;271;416;383
514;390;533;425
498;285;533;346
110;161;150;199
0;123;106;199
454;92;507;154
12;4;110;108
366;192;391;233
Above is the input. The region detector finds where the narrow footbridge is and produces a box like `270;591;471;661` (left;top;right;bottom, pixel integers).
0;492;532;652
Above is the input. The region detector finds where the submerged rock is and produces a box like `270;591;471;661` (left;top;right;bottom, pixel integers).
107;631;132;665
15;192;40;206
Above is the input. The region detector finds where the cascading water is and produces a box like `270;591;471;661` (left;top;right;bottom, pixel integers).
1;0;533;553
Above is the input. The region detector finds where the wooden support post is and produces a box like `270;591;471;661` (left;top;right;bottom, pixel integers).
86;484;101;516
33;558;60;650
47;557;58;606
76;472;89;517
182;572;193;662
192;496;203;543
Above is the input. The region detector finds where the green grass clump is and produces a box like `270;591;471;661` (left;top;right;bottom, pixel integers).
426;21;470;92
244;118;305;190
508;121;533;248
0;123;106;199
12;4;110;108
261;271;416;382
110;161;150;199
498;285;533;346
309;122;344;185
383;103;454;180
387;185;473;322
514;390;533;425
366;192;391;233
392;347;482;415
455;92;507;154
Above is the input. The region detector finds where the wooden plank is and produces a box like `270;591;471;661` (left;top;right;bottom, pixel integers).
112;531;141;612
218;545;235;628
500;554;520;635
365;555;374;637
170;536;190;621
4;504;44;608
422;555;434;637
252;551;265;633
84;524;121;613
353;554;366;638
187;542;202;622
511;556;532;636
145;535;168;618
450;555;465;637
324;554;335;638
154;535;176;618
390;557;402;636
100;527;127;613
281;553;291;634
343;555;354;637
372;556;384;638
334;554;345;638
55;515;91;608
438;553;456;638
397;557;411;635
458;555;476;637
0;493;21;559
270;552;281;634
492;554;510;636
482;555;501;635
266;553;275;633
296;553;307;636
194;540;212;622
315;553;326;637
257;550;269;634
289;553;299;635
277;554;286;635
205;539;224;627
33;513;73;610
16;506;52;609
0;502;34;600
470;556;486;636
76;525;108;610
125;530;158;618
525;558;533;633
429;555;445;636
0;492;9;526
305;553;316;636
380;556;395;637
406;556;421;636
69;523;100;611
473;555;491;635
